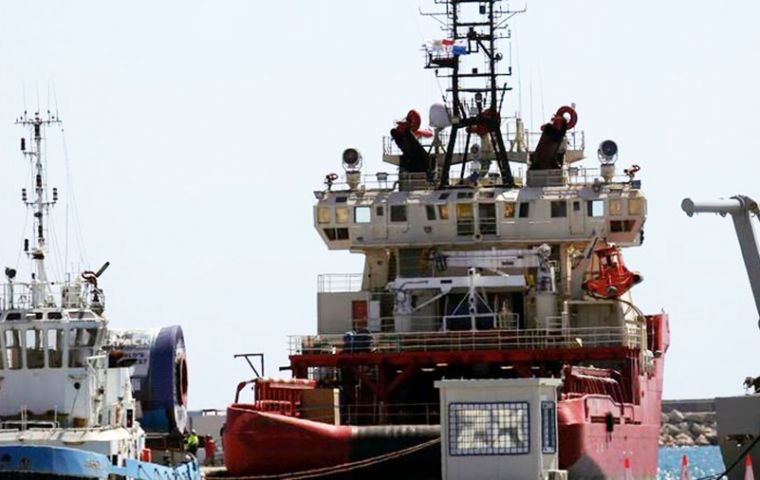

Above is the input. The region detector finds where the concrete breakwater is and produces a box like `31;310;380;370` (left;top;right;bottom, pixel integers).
660;399;718;446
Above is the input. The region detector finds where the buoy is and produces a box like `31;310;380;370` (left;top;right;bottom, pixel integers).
623;456;632;480
679;454;691;480
745;454;755;480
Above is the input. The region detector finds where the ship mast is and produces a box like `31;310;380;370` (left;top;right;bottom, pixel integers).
423;0;525;188
15;111;61;307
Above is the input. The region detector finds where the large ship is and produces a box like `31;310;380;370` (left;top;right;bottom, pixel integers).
225;1;669;479
0;112;200;479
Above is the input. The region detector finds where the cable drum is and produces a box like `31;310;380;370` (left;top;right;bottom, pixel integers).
104;325;189;434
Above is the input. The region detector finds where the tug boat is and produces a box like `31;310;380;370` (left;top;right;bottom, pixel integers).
225;1;669;478
0;112;200;479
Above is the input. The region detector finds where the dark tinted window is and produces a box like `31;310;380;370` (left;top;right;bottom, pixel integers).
518;203;530;218
550;201;567;218
390;205;407;222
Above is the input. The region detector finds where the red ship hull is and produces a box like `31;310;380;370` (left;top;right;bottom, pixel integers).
225;314;668;479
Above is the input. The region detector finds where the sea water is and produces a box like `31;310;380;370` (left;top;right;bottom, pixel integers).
658;446;725;479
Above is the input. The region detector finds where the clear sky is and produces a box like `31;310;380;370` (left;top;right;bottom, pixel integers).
1;0;759;409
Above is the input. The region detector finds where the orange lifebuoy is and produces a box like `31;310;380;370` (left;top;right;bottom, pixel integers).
556;106;578;130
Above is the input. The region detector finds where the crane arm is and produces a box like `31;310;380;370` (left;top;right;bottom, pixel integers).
682;196;760;324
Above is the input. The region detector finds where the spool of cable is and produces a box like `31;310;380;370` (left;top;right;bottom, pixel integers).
105;326;189;434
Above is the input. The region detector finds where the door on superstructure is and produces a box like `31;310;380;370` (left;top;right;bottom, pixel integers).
569;199;585;235
372;203;388;239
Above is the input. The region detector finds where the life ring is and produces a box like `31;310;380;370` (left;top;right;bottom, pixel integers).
556;106;578;130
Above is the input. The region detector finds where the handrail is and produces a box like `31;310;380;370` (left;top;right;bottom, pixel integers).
290;325;640;355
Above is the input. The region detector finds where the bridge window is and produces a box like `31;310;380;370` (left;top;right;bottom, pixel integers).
518;203;530;218
390;205;407;222
69;328;99;368
610;220;635;233
47;329;64;368
449;402;530;456
587;200;604;217
478;203;497;235
628;197;643;215
456;204;475;236
26;329;45;369
503;202;516;218
335;207;349;224
550;201;567;218
375;205;384;217
4;329;22;370
317;207;330;224
426;205;436;221
609;199;623;216
354;206;371;224
541;401;557;454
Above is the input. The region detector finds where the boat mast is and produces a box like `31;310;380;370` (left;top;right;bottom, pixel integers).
423;0;524;188
15;111;61;307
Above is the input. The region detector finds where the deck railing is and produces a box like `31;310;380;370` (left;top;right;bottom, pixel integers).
289;325;640;356
317;274;364;293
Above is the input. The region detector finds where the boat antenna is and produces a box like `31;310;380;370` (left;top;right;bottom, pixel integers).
422;0;526;188
15;110;62;307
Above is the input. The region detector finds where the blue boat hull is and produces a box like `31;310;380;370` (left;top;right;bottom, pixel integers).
0;445;200;479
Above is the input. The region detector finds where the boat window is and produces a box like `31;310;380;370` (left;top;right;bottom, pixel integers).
47;329;64;368
610;220;636;233
390;205;407;222
48;311;63;320
478;203;497;235
541;401;557;454
317;207;331;224
375;206;384;217
438;205;449;220
587;200;604;217
457;191;474;199
550;201;567;218
628;197;643;215
336;228;349;240
439;193;451;200
6;313;21;321
323;228;337;241
354;206;371;224
335;196;348;204
573;201;581;212
4;329;22;370
608;199;623;216
448;402;530;456
456;204;475;236
503;202;516;218
26;328;45;369
335;207;349;224
426;205;436;221
69;328;99;368
518;203;530;218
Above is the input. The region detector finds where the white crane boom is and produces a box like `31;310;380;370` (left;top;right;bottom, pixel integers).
682;195;760;325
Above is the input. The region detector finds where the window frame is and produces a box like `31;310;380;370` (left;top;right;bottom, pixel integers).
390;205;408;223
448;401;531;456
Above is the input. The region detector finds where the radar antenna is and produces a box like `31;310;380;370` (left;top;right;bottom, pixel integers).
422;0;526;188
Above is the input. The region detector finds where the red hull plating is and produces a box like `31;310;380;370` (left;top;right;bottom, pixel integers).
225;314;669;479
224;404;353;476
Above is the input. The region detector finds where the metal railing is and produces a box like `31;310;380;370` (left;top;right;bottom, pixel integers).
0;281;103;311
381;129;585;160
317;274;364;293
290;325;640;356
